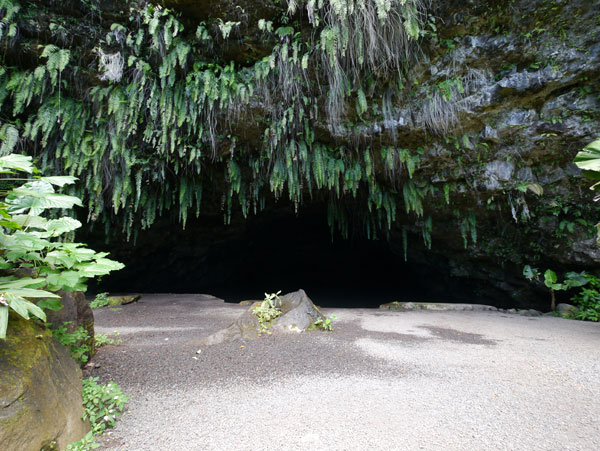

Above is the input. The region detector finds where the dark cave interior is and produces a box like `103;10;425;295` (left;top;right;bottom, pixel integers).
88;206;493;309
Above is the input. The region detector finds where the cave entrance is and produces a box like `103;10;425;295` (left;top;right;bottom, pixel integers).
92;206;480;308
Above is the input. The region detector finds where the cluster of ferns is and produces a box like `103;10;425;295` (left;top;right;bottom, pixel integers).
0;0;468;250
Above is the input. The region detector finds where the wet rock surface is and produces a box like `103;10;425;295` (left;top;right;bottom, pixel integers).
0;314;89;451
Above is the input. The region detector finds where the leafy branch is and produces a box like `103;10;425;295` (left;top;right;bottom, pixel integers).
0;154;123;338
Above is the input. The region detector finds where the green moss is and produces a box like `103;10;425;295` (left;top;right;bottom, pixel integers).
1;313;52;369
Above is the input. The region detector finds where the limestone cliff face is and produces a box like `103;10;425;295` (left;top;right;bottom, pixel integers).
2;0;599;307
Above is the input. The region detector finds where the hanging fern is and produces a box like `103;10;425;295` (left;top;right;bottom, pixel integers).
0;0;460;253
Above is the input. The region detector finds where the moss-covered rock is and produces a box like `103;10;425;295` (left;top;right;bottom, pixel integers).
0;314;89;451
107;294;142;306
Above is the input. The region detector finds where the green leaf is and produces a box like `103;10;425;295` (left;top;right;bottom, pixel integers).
0;219;22;230
44;217;82;236
25;300;46;321
10;192;83;215
10;214;48;229
0;277;46;289
564;272;589;288
38;176;78;187
574;139;600;173
0;306;8;339
0;126;20;156
46;271;83;289
526;183;543;196
1;288;60;298
37;298;64;311
275;26;294;37
6;294;30;319
45;250;77;268
62;245;97;262
2;231;53;253
544;269;557;284
0;154;33;174
76;259;125;277
523;265;538;280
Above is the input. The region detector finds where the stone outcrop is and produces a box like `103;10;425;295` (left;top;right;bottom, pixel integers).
380;302;498;312
199;290;325;345
0;314;90;451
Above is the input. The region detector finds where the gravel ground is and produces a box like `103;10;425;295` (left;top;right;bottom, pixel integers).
88;294;600;451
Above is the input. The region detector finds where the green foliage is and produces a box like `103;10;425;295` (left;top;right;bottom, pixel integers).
89;292;110;309
524;266;590;312
0;0;440;247
0;155;123;338
574;138;600;176
570;273;600;322
65;431;99;451
81;377;128;434
574;138;600;243
51;322;91;365
94;331;121;347
252;291;282;335
309;314;337;331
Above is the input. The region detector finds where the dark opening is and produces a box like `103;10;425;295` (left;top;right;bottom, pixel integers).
88;207;482;308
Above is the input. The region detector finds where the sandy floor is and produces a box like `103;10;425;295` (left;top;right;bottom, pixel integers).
88;294;600;451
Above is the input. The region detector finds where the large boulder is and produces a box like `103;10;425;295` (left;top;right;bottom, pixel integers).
0;314;90;451
46;291;95;363
200;289;325;345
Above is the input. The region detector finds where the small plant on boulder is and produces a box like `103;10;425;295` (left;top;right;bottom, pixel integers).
51;322;92;365
252;291;282;335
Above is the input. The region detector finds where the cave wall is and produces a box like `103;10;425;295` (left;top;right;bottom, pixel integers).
1;0;599;306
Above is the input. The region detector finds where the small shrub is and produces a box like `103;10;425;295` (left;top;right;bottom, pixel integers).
310;314;338;331
571;274;600;322
94;331;121;347
65;431;98;451
90;293;110;309
82;377;128;434
51;323;91;365
66;378;129;451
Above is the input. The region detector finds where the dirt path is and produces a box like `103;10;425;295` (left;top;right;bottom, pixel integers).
88;294;600;451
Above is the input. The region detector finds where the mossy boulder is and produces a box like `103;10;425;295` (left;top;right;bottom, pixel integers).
0;314;89;451
107;294;142;307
